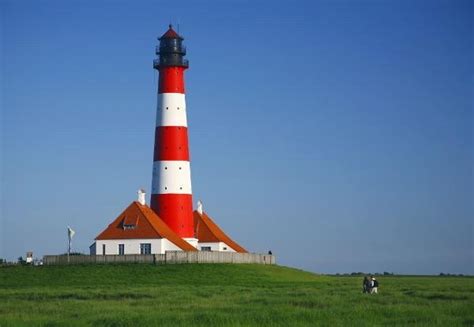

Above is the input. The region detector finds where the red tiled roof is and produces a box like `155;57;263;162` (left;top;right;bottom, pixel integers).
193;211;247;253
160;25;182;39
95;201;196;252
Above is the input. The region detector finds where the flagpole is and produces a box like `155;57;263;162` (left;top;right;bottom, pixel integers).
67;231;70;263
67;226;76;264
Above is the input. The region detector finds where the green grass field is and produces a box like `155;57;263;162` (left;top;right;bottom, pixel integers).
1;264;473;326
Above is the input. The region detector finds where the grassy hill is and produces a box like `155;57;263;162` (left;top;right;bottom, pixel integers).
1;264;473;326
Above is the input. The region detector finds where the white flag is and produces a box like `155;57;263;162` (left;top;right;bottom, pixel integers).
68;226;75;239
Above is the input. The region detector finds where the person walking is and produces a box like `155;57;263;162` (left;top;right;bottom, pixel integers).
362;276;370;293
370;276;378;294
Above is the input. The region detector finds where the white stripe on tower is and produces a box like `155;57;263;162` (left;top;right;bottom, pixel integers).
152;161;192;194
156;93;188;127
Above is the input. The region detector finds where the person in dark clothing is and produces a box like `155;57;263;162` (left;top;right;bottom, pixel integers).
363;276;371;293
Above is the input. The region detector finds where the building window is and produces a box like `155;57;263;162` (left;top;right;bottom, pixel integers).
140;243;151;255
102;244;106;255
223;247;227;251
201;246;211;252
118;244;125;255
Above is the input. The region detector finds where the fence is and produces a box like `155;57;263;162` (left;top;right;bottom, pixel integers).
164;251;275;264
43;251;275;266
43;254;159;265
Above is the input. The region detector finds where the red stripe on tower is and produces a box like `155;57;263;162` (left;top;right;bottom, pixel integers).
151;25;195;244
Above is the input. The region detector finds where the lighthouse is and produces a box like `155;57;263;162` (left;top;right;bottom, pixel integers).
91;25;247;255
150;25;197;247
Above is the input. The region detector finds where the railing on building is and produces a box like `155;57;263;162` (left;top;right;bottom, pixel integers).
153;58;189;69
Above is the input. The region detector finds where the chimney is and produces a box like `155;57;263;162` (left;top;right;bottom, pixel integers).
137;189;146;205
197;200;203;215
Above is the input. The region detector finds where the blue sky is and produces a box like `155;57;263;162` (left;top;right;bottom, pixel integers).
1;0;472;274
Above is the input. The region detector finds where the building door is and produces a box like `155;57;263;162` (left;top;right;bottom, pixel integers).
118;244;125;255
102;244;106;255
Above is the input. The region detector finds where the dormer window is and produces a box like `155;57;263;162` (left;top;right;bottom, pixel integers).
122;215;139;230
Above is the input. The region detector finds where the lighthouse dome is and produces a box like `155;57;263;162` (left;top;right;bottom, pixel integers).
159;24;183;40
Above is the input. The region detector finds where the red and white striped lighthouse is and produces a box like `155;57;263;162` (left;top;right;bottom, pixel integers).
150;25;196;246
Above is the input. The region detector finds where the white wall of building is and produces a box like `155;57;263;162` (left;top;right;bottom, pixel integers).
92;238;183;255
198;242;236;252
183;237;199;248
162;238;186;253
90;239;237;255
